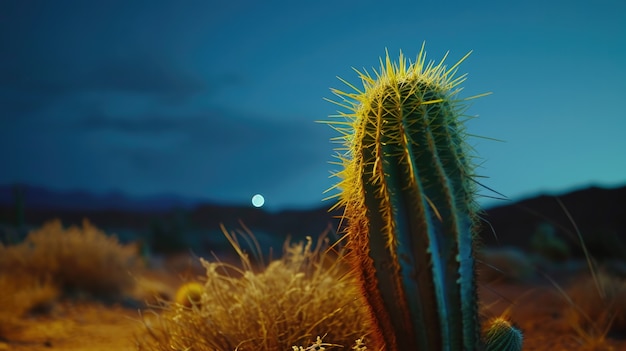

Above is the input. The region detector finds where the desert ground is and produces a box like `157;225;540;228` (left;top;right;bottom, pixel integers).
2;251;626;351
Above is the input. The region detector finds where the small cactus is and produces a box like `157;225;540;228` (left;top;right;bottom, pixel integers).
174;282;204;308
484;317;523;351
327;44;522;350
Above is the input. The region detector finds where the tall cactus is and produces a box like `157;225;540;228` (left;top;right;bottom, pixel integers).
326;44;522;351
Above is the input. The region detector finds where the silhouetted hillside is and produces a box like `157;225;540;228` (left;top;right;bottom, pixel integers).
1;184;624;259
479;185;626;259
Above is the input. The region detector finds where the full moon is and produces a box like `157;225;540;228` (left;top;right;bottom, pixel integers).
251;194;265;208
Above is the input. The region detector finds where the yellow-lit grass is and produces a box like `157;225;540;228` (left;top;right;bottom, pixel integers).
546;199;626;349
0;219;140;297
563;269;626;349
0;273;59;340
137;228;371;351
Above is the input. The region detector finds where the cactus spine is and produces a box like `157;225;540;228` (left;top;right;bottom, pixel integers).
326;44;521;350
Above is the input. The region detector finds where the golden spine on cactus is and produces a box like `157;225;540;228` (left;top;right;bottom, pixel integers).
325;44;522;350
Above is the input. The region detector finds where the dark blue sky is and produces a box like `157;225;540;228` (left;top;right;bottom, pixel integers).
1;0;625;210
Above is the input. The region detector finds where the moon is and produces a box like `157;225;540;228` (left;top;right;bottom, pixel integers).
251;194;265;208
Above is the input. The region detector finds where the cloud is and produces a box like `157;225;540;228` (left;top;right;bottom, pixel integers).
76;107;265;142
80;58;209;99
0;57;241;120
79;112;205;136
71;104;332;160
1;58;209;98
67;107;334;201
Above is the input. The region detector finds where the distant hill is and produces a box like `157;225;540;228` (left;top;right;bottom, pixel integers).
477;184;626;259
1;183;625;259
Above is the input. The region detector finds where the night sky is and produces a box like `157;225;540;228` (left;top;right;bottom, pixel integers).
1;1;625;210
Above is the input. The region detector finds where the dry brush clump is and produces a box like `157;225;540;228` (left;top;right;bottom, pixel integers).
0;219;140;298
0;273;59;340
0;219;140;340
137;228;371;351
563;269;626;347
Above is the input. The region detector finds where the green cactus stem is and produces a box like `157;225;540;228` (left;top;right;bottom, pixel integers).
326;44;522;351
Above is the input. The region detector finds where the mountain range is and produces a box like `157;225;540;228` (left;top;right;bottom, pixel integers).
1;183;624;259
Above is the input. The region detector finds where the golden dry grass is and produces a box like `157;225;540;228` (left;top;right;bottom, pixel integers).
562;269;626;349
137;228;372;351
0;219;142;340
0;273;59;340
0;219;140;297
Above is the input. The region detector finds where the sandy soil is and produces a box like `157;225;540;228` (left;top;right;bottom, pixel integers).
0;301;143;351
480;283;626;350
2;260;626;351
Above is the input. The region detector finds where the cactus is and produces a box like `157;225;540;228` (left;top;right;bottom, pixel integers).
484;318;524;351
326;44;522;350
174;282;204;308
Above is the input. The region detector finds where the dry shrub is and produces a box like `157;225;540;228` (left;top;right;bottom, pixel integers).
564;269;626;344
0;273;59;340
0;219;139;297
477;247;535;283
137;230;371;351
